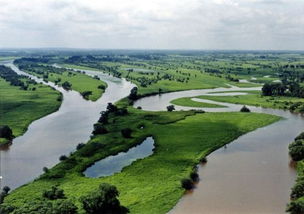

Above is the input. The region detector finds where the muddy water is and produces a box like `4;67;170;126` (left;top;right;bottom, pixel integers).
135;90;302;214
0;62;135;189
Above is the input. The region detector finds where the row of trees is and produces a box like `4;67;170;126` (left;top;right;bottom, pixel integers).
0;65;28;90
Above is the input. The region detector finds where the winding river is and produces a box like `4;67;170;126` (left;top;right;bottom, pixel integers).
0;62;135;189
0;62;301;213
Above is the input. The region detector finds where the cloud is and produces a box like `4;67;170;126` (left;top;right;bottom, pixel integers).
0;0;303;50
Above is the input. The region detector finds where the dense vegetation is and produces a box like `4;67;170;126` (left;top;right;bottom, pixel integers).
287;132;304;214
2;99;279;213
14;58;107;101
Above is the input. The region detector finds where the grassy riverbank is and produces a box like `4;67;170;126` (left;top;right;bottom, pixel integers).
15;60;107;101
197;91;304;110
171;97;226;108
62;63;258;96
3;105;280;213
0;77;62;138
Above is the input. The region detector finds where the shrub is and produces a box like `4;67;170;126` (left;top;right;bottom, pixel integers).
62;81;72;90
295;133;304;141
167;105;175;112
181;178;194;190
43;186;65;200
80;183;129;214
240;106;250;112
128;87;138;100
0;126;13;140
287;199;304;214
59;155;68;161
76;143;85;150
190;171;199;182
289;141;304;161
121;128;132;138
93;123;108;135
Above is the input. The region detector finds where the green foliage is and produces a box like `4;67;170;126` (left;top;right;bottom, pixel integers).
42;186;65;200
289;140;304;161
240;106;251;112
166;105;175;112
121;128;132;138
80;183;129;214
181;178;193;190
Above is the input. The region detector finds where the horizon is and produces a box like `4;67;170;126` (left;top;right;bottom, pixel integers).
0;0;303;50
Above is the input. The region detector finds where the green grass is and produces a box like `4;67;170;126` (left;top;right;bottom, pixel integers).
0;138;9;145
4;107;280;214
171;97;226;108
197;92;304;109
39;71;107;101
0;78;62;137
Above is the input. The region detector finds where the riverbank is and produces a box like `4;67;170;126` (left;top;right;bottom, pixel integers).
2;101;280;213
0;76;62;139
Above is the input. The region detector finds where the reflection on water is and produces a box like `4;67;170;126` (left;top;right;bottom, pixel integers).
136;88;301;214
0;62;135;189
84;137;154;178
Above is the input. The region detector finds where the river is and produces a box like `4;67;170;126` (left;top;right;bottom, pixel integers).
0;62;135;189
0;62;301;213
134;90;302;214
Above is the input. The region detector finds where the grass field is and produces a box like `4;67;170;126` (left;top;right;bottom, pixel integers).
171;97;226;108
0;77;62;138
197;92;304;110
62;63;258;96
4;106;280;214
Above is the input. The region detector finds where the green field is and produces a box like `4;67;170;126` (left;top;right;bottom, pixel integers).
0;77;62;138
171;97;226;108
4;106;280;213
197;92;304;110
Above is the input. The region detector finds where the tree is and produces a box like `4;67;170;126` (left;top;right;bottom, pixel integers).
0;126;13;140
107;103;118;113
80;183;129;214
181;178;194;190
121;128;132;138
128;87;138;100
93;123;108;135
81;91;92;99
62;81;72;90
43;186;65;200
167;105;175;112
240;106;250;112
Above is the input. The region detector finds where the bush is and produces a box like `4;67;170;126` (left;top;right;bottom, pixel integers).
167;105;175;112
43;186;65;200
62;81;72;90
0;126;13;140
76;143;85;150
289;140;304;161
80;183;129;214
121;128;132;138
287;199;304;214
190;171;199;182
93;123;108;135
240;106;250;112
181;178;194;190
80;91;92;99
291;180;304;200
296;132;304;141
59;155;68;161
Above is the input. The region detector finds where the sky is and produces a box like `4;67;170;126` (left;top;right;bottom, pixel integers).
0;0;303;50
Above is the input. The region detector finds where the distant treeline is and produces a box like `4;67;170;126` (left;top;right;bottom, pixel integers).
0;65;30;90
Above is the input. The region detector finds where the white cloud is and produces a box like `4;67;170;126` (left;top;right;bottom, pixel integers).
0;0;303;49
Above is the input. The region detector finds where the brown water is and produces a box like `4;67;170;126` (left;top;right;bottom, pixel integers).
135;90;302;214
0;62;135;189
